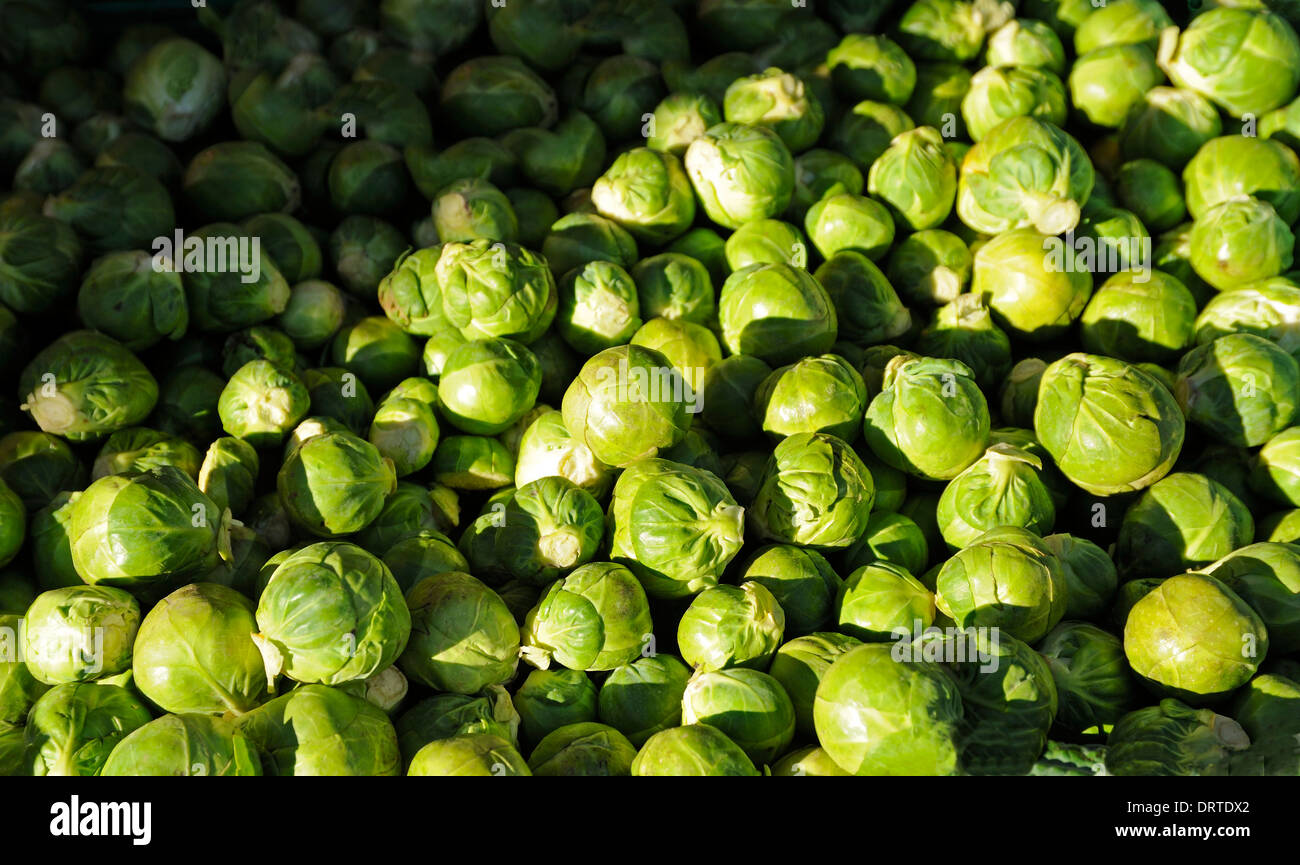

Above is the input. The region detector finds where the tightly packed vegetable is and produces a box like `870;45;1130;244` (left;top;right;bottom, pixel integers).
2;0;1300;777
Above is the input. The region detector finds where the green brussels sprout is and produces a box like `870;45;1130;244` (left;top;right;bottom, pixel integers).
230;53;337;158
217;361;310;448
914;294;1012;393
814;642;963;776
986;18;1066;71
811;249;914;351
464;478;606;587
101;713;262;776
868;126;957;231
182;143;299;223
723;219;808;271
1069;44;1164;128
935;526;1068;643
973;232;1091;344
376;247;450;337
330;216;409;300
904;62;972;136
1072;0;1171;53
631;723;760;776
486;0;584;69
278;431;397;537
1040;622;1140;734
571;54;663;141
1184;137;1300;227
766;632;861;738
1119;87;1222;171
1125;573;1268;702
593;655;689;747
276;280;347;352
684;122;795;229
677;581;785;671
244;213;322;285
1175;334;1299;447
177;223;291;332
14;140;85;196
238;683;400;776
21;586;138;685
122;37;225;142
804;193;895;261
1195;279;1300;360
133;583;267;715
44;165;174;256
631;253;715;325
561;345;694;468
1202;542;1300;653
736;545;841;637
751;432;875;548
381;532;468;596
327;140;408;217
722;68;824;153
0;211;83;316
1078;270;1197;364
330;316;420;393
1117;472;1254;576
407;732;529;776
1043;533;1119;620
1190;197;1294;291
646;92;723;157
826;34;916;105
500;112;606;199
1106;698;1250;776
439;55;556;137
1035;353;1185;496
1232;673;1300;744
771;745;851;776
396;686;520;763
543;213;638;278
29;492;81;590
368;397;439;480
1253;427;1300;508
1159;8;1300;118
937;443;1056;549
432;178;517;244
962;65;1067;144
437;338;541;436
899;0;1007;62
957;117;1093;235
680;668;794;765
590;148;694;243
514;409;611;497
220;326;296;380
352;481;453;555
435;240;558;343
841;510;928;575
864;355;990;481
296;368;373;437
717;263;837;365
556;261;643;355
433;435;514;490
505;187;558;249
526;721;637;776
0;613;47;724
787;150;863;225
0;431;82;511
514;669;597;746
1258;509;1300;543
753;354;866;442
834;561;935;642
24;683;151;776
1113;159;1187;234
91;427;200;482
886;229;972;308
698;355;771;441
399;572;519;694
405;137;518;202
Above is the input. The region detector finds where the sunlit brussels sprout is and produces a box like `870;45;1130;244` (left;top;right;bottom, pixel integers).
1072;203;1149;278
350;481;451;556
684;122;794;229
587;147;695;245
868;128;957;232
696;355;770;441
235;683;400;776
514;409;611;497
629;317;721;397
769;744;849;776
21;585;137;686
631;723;759;776
903;61;971;135
630;254;715;326
813;258;911;354
101;713;262;777
23;683;150;777
722;219;806;271
431;178;518;245
217;361;310;449
806;192;899;264
436;338;541;436
1194;279;1300;360
330;316;421;394
400;572;519;694
1079;270;1197;364
253;542;409;687
131;582;266;715
1069;43;1164;129
196;438;258;521
594;655;690;747
751;432;875;548
513;669;597;747
121;37;224;142
961;65;1067;144
959;117;1093;236
526;721;637;776
1107;698;1250;776
829;100;915;174
274;280;345;352
1175;334;1299;447
717;263;837;365
1190;197;1294;291
376;247;450;337
432;435;514;490
986;18;1066;71
786;150;862;224
733;545;839;637
0;613;46;725
181;142;300;224
0;432;82;512
439;55;556;137
814;642;963;776
823;33;915;106
1125;572;1268;702
833;561;935;643
841;510;928;575
1113;160;1186;234
753;354;866;442
433;240;558;345
1184;137;1300;227
555;261;642;356
1259;509;1300;543
645;92;722;157
1039;622;1139;734
1040;534;1118;621
91;427;200;482
935;526;1068;643
678;668;793;766
915;294;1012;393
886;229;972;308
278;431;397;537
368;398;439;480
720;68;824;154
42;165;175;256
569;54;663;142
936;444;1055;550
407;732;529;776
181;223;291;332
1118;87;1222;172
677;581;784;672
864;355;990;482
1201;542;1300;653
1252;427;1300;508
466;478;605;586
1159;7;1300;118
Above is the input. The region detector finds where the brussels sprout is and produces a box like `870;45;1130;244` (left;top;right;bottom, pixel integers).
1117;472;1254;577
1184;137;1300;227
505;187;558;249
0;211;83;316
543;212;638;278
867;127;957;232
513;409;611;497
1119;86;1222;172
833;561;935;643
1107;699;1250;776
986;17;1066;70
679;668;794;765
330;216;408;299
275;280;347;352
438;55;556;137
597;655;692;747
28;492;80;590
935;526;1068;643
1035;353;1185;496
646;92;723;157
825;34;916;105
0;613;46;726
733;545;839;637
1042;534;1118;620
278;431;396;537
1040;621;1140;734
1175;334;1299;447
750;432;875;548
513;669;597;747
717;263;837;366
396;686;519;763
694;355;768;441
133;583;266;715
432;435;514;489
101;713;262;776
14;139;85;196
0;479;21;569
0;432;81;512
771;745;851;776
626;254;713;326
230;53;337;158
764;632;860;739
435;240;559;344
753;354;866;442
915;294;1012;393
1232;673;1300;745
24;683;151;776
220;326;296;380
937;444;1055;549
885;229;971;309
1078;270;1197;364
500;112;605;199
723;219;807;271
1252;427;1300;509
329;316;421;393
630;723;761;776
804;193;895;261
368;396;439;480
590;148;695;244
20;586;137;685
1258;509;1300;544
972;229;1092;345
677;582;784;672
122;37;225;142
787;150;864;224
431;178;517;244
1202;542;1300;654
238;683;400;776
436;338;541;436
182;143;299;223
1195;279;1300;360
406;732;529;776
721;68;824;154
902;61;971;136
684;122;795;229
89;428;199;483
400;572;519;693
571;54;664;141
216;361;310;449
176;223;291;332
1190;197;1294;291
555;261;643;356
814;642;963;776
524;721;636;776
465;478;606;588
841;510;928;575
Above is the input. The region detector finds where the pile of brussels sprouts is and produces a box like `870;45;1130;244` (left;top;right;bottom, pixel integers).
1;0;1299;778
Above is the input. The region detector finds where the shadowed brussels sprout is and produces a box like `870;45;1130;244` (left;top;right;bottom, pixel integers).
21;585;138;685
630;254;715;325
935;526;1068;643
243;213;321;285
221;326;295;380
506;187;558;249
1070;44;1163;128
937;443;1055;549
133;582;267;715
1117;473;1254;576
1174;334;1299;447
864;355;990;481
1119;87;1222;170
218;361;310;448
182;223;291;332
826;34;915;105
238;683;400;776
737;545;842;637
646;92;723;157
841;509;928;574
591;148;694;243
962;65;1066;143
1106;699;1250;776
23;683;151;776
1035;353;1185;496
597;654;691;747
1253;427;1300;508
570;54;664;141
1080;271;1197;363
1194;279;1300;360
668;575;770;667
330;316;420;392
381;532;467;597
1201;542;1300;653
788;149;864;223
405;136;518;202
328;140;407;216
432;178;517;244
0;479;21;566
1074;203;1149;278
903;62;971;136
500;112;605;199
681;668;794;765
718;263;837;365
29;492;80;590
1232;673;1300;744
722;68;824;153
230;52;337;158
278;432;396;537
544;212;638;277
396;686;519;763
437;338;540;435
514;669;597;747
253;542;410;686
400;571;519;693
1184;137;1300;227
44;167;173;259
1189;197;1293;291
407;732;529;776
330;216;408;299
526;721;636;776
182;143;299;223
751;432;875;548
813;254;910;350
805;193;895;261
814;642;963;776
1041;622;1140;734
1114;159;1186;233
631;723;759;775
915;294;1012;392
101;714;262;776
76;250;186;351
0;211;83;316
440;55;557;137
685;122;794;229
1158;8;1300;118
91;428;199;482
1043;534;1118;620
556;260;642;355
1125;573;1268;703
122;37;225;142
834;561;934;642
957;117;1093;235
754;354;867;442
886;229;971;308
0;432;82;511
298;368;375;437
353;479;457;556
